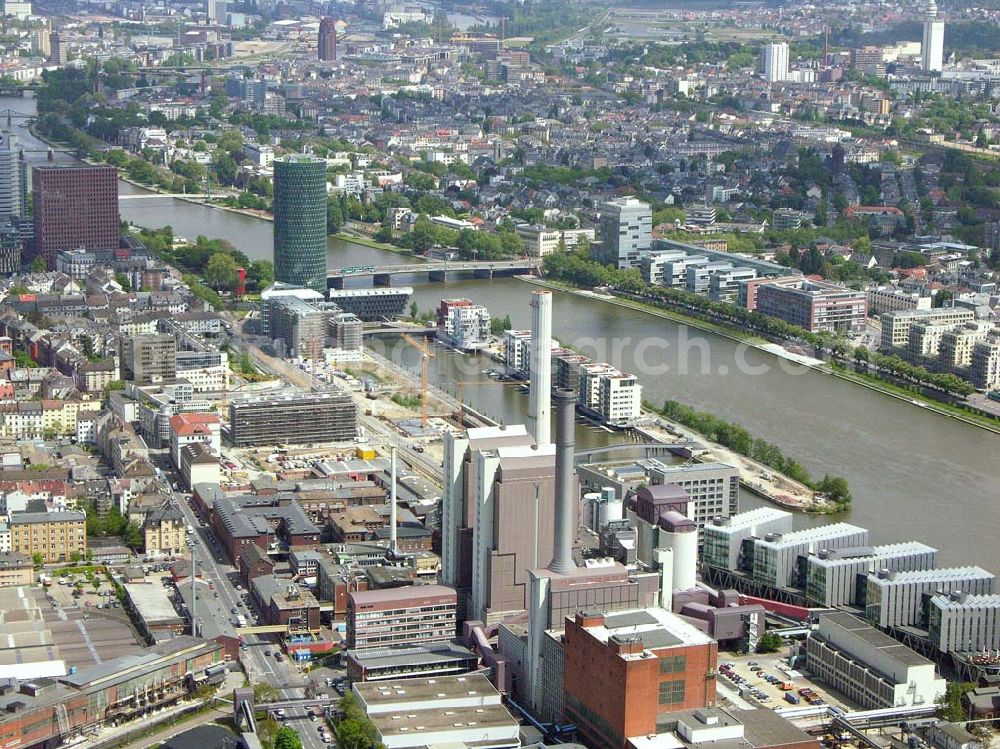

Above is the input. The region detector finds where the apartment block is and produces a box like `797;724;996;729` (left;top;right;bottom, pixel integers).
866;286;931;317
865;567;995;629
880;308;975;351
229;391;357;447
437;298;491;351
9;510;86;563
599;197;652;269
346;584;457;650
971;338;1000;391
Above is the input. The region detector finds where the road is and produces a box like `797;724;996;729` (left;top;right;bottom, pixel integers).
150;452;333;749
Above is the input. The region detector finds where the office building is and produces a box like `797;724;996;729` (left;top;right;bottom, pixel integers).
0;133;23;220
49;31;66;64
641;250;687;286
772;208;803;231
267;294;329;357
922;0;945;72
259;282;325;335
880;307;975;351
755;278;867;334
332;312;363;350
762;42;789;82
685;204;717;226
599;197;652;269
806;612;945;709
928;592;1000;654
753;523;869;589
32;166;119;269
346;585;457;650
646;460;740;528
122;334;177;385
436;298;491;351
206;0;225;23
326;287;413;321
229;391;357;446
687;261;733;294
864;567;995;629
346;642;479;683
352;673;519;749
9;510;86;563
318;17;337;61
804;542;938;608
702;508;794;573
273;154;327;294
564;608;718;749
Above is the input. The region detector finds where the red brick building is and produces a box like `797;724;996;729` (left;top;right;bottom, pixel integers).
564;609;718;749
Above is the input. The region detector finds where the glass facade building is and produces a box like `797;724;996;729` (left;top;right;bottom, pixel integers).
273;154;327;293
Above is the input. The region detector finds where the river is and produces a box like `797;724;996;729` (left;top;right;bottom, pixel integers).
7;95;1000;571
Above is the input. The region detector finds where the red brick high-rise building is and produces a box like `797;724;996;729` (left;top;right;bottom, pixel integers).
564;609;719;749
32;165;119;269
318;17;337;61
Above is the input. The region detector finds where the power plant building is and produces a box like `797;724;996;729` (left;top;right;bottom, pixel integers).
864;566;996;629
804;542;938;608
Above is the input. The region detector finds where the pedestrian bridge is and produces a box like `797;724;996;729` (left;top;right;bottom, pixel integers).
327;259;541;288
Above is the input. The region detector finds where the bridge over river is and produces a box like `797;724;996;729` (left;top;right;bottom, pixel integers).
327;258;541;288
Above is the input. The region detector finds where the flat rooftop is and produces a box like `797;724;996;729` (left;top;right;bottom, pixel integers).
354;672;500;711
124;583;184;624
706;507;791;531
818;611;932;668
583;607;715;654
368;703;517;736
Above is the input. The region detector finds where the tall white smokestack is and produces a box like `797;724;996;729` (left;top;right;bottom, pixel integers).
389;446;398;556
528;290;552;445
549;387;576;574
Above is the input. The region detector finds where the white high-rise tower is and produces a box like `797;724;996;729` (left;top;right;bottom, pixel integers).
0;133;22;220
527;290;552;444
922;0;944;73
763;42;790;83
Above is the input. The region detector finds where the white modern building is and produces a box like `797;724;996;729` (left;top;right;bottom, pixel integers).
762;42;790;83
865;566;995;629
599;196;652;269
922;0;945;72
596;371;642;426
437;299;491;351
752;523;869;589
806;611;946;709
804;542;938;608
702;508;794;573
928;592;1000;654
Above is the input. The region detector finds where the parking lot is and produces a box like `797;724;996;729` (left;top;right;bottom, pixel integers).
718;651;854;712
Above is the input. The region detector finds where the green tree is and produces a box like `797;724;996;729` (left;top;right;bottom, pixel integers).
205;252;239;290
30;256;47;273
756;632;784;653
246;260;274;292
123;522;143;550
274;726;303;749
937;682;975;723
32;552;43;568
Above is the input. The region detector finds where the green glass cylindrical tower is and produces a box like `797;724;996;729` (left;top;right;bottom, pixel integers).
273;154;328;293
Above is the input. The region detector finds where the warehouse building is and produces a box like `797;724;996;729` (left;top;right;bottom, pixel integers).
229;390;356;446
805;611;945;709
864;566;996;629
804;542;938;608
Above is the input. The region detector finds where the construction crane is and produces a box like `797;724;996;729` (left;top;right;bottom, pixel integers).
402;334;435;427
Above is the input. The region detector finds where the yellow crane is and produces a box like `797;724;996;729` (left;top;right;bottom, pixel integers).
402;333;436;427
